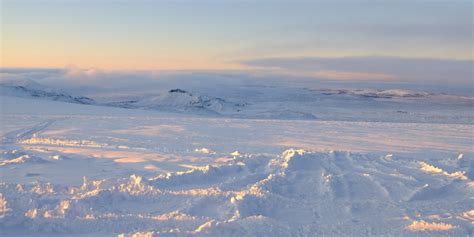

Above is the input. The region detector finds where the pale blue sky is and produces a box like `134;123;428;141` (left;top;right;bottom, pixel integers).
2;0;472;70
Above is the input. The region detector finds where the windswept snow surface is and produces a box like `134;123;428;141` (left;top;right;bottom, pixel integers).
0;85;473;236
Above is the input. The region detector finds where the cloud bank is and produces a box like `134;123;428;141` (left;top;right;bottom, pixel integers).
242;56;473;84
1;57;472;97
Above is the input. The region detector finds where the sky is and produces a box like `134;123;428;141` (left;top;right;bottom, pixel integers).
0;0;473;83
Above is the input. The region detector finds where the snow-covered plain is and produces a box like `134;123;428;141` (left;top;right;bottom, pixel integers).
0;74;473;236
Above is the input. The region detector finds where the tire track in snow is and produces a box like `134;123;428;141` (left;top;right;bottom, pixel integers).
1;118;63;145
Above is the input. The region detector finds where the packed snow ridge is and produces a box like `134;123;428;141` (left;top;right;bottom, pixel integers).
1;149;472;236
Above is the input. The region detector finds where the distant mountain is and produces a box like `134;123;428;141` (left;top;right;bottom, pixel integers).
318;88;430;99
0;78;95;105
2;78;470;123
106;89;247;115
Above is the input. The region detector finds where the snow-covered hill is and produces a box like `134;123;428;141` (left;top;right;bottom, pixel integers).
318;88;431;98
1;78;472;123
107;89;247;115
0;78;94;105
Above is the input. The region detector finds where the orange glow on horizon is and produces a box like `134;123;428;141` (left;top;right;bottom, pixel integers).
1;54;246;71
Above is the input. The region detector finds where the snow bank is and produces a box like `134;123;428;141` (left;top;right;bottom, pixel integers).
0;149;471;236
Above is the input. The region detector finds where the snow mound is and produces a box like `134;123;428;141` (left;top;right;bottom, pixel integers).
195;148;216;155
0;151;48;166
405;220;457;232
